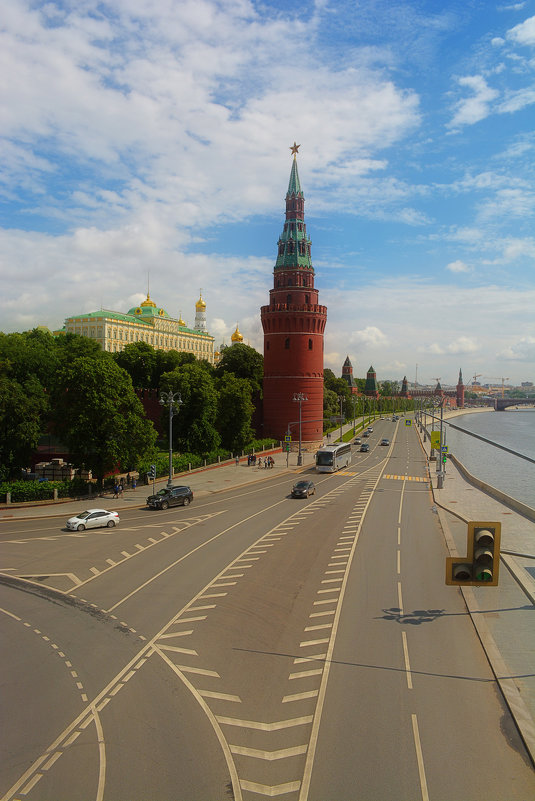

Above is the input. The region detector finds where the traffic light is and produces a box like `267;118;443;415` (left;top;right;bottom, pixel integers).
446;522;501;586
148;464;156;479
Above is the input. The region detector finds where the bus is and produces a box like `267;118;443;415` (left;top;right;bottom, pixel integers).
315;443;352;473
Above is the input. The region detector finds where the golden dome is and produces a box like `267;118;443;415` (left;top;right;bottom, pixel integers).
141;292;156;308
195;292;206;311
178;311;186;326
231;324;243;343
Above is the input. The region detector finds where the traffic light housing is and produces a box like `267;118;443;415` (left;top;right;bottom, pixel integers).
148;464;156;479
446;522;501;586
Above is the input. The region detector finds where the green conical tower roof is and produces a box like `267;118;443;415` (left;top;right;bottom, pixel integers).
275;144;313;273
287;156;303;197
364;365;379;396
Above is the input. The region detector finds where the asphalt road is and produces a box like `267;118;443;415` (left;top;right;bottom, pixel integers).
1;421;534;800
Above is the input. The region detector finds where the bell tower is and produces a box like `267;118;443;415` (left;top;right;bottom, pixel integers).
260;144;327;445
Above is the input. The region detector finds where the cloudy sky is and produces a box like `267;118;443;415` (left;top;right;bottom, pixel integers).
1;0;534;387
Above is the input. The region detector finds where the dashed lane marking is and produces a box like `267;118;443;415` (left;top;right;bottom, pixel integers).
383;474;428;482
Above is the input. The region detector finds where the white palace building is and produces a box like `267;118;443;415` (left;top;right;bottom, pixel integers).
57;291;216;363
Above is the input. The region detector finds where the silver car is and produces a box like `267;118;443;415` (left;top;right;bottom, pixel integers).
66;508;120;531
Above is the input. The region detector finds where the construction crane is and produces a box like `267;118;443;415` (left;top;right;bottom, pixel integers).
484;377;510;398
471;373;482;385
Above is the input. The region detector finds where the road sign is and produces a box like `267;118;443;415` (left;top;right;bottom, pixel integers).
430;431;441;450
441;446;448;453
284;435;292;443
405;420;412;426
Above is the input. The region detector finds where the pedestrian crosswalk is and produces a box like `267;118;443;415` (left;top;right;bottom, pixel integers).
382;474;428;482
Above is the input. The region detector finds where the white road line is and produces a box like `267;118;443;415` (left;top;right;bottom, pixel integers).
282;690;319;703
411;714;430;801
401;631;413;690
230;744;307;760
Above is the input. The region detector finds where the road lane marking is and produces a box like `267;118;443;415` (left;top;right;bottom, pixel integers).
230;744;308;760
401;631;413;690
411;714;430;801
289;669;323;680
398;581;404;615
283;691;319;703
240;780;301;795
216;716;313;730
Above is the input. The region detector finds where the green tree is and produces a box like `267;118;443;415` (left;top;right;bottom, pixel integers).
52;356;157;484
380;380;400;397
216;373;255;451
160;363;221;454
0;376;49;479
215;344;264;395
0;329;59;387
114;341;158;388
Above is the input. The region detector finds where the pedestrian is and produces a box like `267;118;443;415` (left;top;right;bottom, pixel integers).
235;455;239;467
264;457;268;468
132;477;137;490
127;473;131;485
118;482;124;496
257;457;263;469
113;482;119;499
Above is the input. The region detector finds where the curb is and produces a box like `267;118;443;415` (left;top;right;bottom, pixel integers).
416;423;535;769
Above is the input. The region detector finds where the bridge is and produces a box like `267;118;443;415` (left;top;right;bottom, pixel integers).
495;397;535;411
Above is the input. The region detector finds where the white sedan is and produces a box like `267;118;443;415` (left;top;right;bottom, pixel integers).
66;509;120;531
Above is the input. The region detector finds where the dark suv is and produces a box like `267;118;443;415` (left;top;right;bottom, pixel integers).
146;485;193;510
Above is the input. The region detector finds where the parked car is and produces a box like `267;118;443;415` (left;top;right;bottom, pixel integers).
291;480;316;498
360;443;370;452
380;438;390;446
147;486;193;510
66;509;120;531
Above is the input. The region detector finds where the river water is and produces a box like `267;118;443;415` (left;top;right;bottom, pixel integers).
441;409;535;508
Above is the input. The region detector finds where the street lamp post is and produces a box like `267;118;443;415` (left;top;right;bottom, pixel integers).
159;390;183;487
338;396;344;442
293;392;308;466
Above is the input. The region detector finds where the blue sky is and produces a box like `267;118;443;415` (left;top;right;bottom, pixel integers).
1;0;534;387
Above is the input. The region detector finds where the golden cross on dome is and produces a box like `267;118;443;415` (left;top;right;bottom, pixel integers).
290;141;300;156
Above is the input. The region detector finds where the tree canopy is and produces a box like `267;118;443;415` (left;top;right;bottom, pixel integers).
215;343;264;395
52;356;157;483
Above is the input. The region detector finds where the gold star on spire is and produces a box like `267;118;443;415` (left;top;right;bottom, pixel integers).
290;141;300;156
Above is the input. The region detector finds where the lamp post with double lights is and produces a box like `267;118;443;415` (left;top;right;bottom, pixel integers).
293;392;308;466
159;390;183;487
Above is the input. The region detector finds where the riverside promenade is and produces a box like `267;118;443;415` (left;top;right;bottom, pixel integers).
1;416;534;766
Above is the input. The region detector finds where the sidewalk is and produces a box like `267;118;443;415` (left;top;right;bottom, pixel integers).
0;450;316;521
417;419;535;766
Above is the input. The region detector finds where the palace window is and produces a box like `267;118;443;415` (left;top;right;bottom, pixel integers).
285;337;290;349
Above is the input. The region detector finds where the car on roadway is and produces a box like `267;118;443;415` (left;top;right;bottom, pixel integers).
291;480;316;498
362;431;369;437
66;509;120;531
146;485;193;510
367;427;374;433
360;443;370;452
354;437;361;444
380;438;390;446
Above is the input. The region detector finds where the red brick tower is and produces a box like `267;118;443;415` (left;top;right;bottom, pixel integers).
261;144;327;445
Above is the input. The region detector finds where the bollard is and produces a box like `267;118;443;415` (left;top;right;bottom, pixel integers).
437;472;444;489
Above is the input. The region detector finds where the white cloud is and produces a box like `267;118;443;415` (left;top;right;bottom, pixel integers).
507;15;535;46
349;326;388;349
448;75;499;128
446;260;471;273
498;336;535;361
